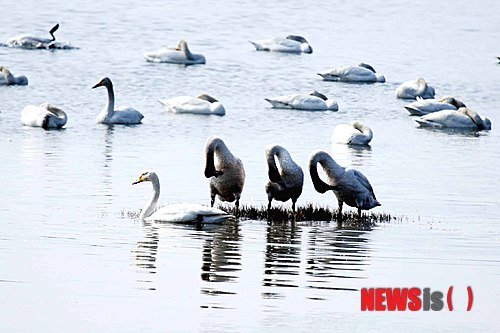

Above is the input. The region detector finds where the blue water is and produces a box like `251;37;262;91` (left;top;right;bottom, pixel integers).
1;0;499;331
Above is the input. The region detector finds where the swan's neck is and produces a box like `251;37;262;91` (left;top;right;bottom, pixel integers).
140;177;160;220
2;69;14;84
103;83;115;118
309;151;343;193
353;122;373;141
266;146;285;182
180;43;194;60
205;137;235;177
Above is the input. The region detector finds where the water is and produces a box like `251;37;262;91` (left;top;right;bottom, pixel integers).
1;0;499;331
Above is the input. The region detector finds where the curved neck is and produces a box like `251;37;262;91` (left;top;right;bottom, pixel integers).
180;42;194;60
266;146;286;182
205;137;235;177
2;68;14;84
352;122;373;140
415;78;428;96
140;176;160;220
104;83;115;117
309;151;343;193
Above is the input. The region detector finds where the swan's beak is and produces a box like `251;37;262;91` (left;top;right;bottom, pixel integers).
132;176;144;185
92;82;103;89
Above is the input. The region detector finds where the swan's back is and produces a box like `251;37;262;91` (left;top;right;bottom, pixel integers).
20;103;67;128
108;106;143;125
332;123;372;145
159;96;225;115
415;110;474;128
404;98;457;116
148;203;231;223
266;94;337;111
144;48;205;64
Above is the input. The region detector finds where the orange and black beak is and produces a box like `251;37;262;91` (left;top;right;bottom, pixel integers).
132;175;145;185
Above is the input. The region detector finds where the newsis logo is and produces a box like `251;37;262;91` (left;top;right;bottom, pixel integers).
360;286;473;311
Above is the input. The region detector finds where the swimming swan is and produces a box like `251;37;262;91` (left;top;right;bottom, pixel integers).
265;145;304;212
92;77;144;125
133;171;231;223
20;103;67;129
309;150;380;216
331;121;373;145
144;40;206;65
396;78;435;100
405;96;466;116
318;63;385;83
4;23;75;50
0;66;28;86
415;107;491;130
265;91;338;111
158;94;225;116
204;136;245;209
250;35;313;54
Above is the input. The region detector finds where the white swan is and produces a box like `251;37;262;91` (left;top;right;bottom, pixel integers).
396;78;435;100
204;136;245;209
265;145;304;212
265;91;338;111
309;150;380;216
331;121;373;145
92;77;144;125
404;96;466;116
144;40;206;65
0;66;28;86
158;94;225;116
4;23;75;50
250;35;313;54
318;63;385;83
20;103;67;129
415;107;491;130
133;171;231;223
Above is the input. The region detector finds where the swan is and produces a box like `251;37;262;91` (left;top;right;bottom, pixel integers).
265;145;304;212
318;63;385;83
309;150;380;217
92;77;144;125
20;103;67;129
404;96;466;116
265;91;338;111
249;35;313;54
4;23;75;50
158;94;225;116
415;107;491;130
396;78;435;100
331;121;373;145
133;171;231;223
204;136;245;209
0;66;28;86
144;40;206;65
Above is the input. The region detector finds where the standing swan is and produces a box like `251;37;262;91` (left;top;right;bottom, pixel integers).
133;171;231;223
318;63;385;83
204;136;245;209
144;40;206;65
0;66;28;85
92;77;144;125
265;145;304;212
395;78;435;100
20;103;67;129
331;121;373;145
309;150;380;217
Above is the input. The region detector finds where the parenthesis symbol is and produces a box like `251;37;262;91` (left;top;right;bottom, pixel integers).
467;286;473;311
447;286;454;311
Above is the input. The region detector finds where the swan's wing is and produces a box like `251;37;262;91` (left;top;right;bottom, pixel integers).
345;169;375;197
415;110;473;128
148;203;231;223
112;106;144;124
144;48;186;63
171;97;214;114
332;124;359;144
20;105;49;126
404;99;457;115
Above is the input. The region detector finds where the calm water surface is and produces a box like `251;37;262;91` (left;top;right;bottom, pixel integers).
1;0;499;331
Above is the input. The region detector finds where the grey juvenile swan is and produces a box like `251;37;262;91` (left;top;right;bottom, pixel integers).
265;144;304;212
309;150;380;217
204;136;245;209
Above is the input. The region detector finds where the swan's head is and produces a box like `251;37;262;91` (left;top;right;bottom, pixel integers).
309;90;328;101
358;63;376;73
440;96;466;109
482;117;492;130
92;77;112;89
132;171;158;185
176;40;188;50
197;94;218;103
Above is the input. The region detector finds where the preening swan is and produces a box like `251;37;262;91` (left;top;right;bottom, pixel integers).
404;96;466;116
204;136;245;209
331;121;373;145
309;150;380;217
20;103;67;129
144;40;206;65
4;23;75;50
415;107;491;130
265;91;338;111
133;171;231;223
0;66;28;86
396;78;435;100
265;145;304;212
250;35;313;54
318;63;385;83
92;77;144;125
158;94;225;116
